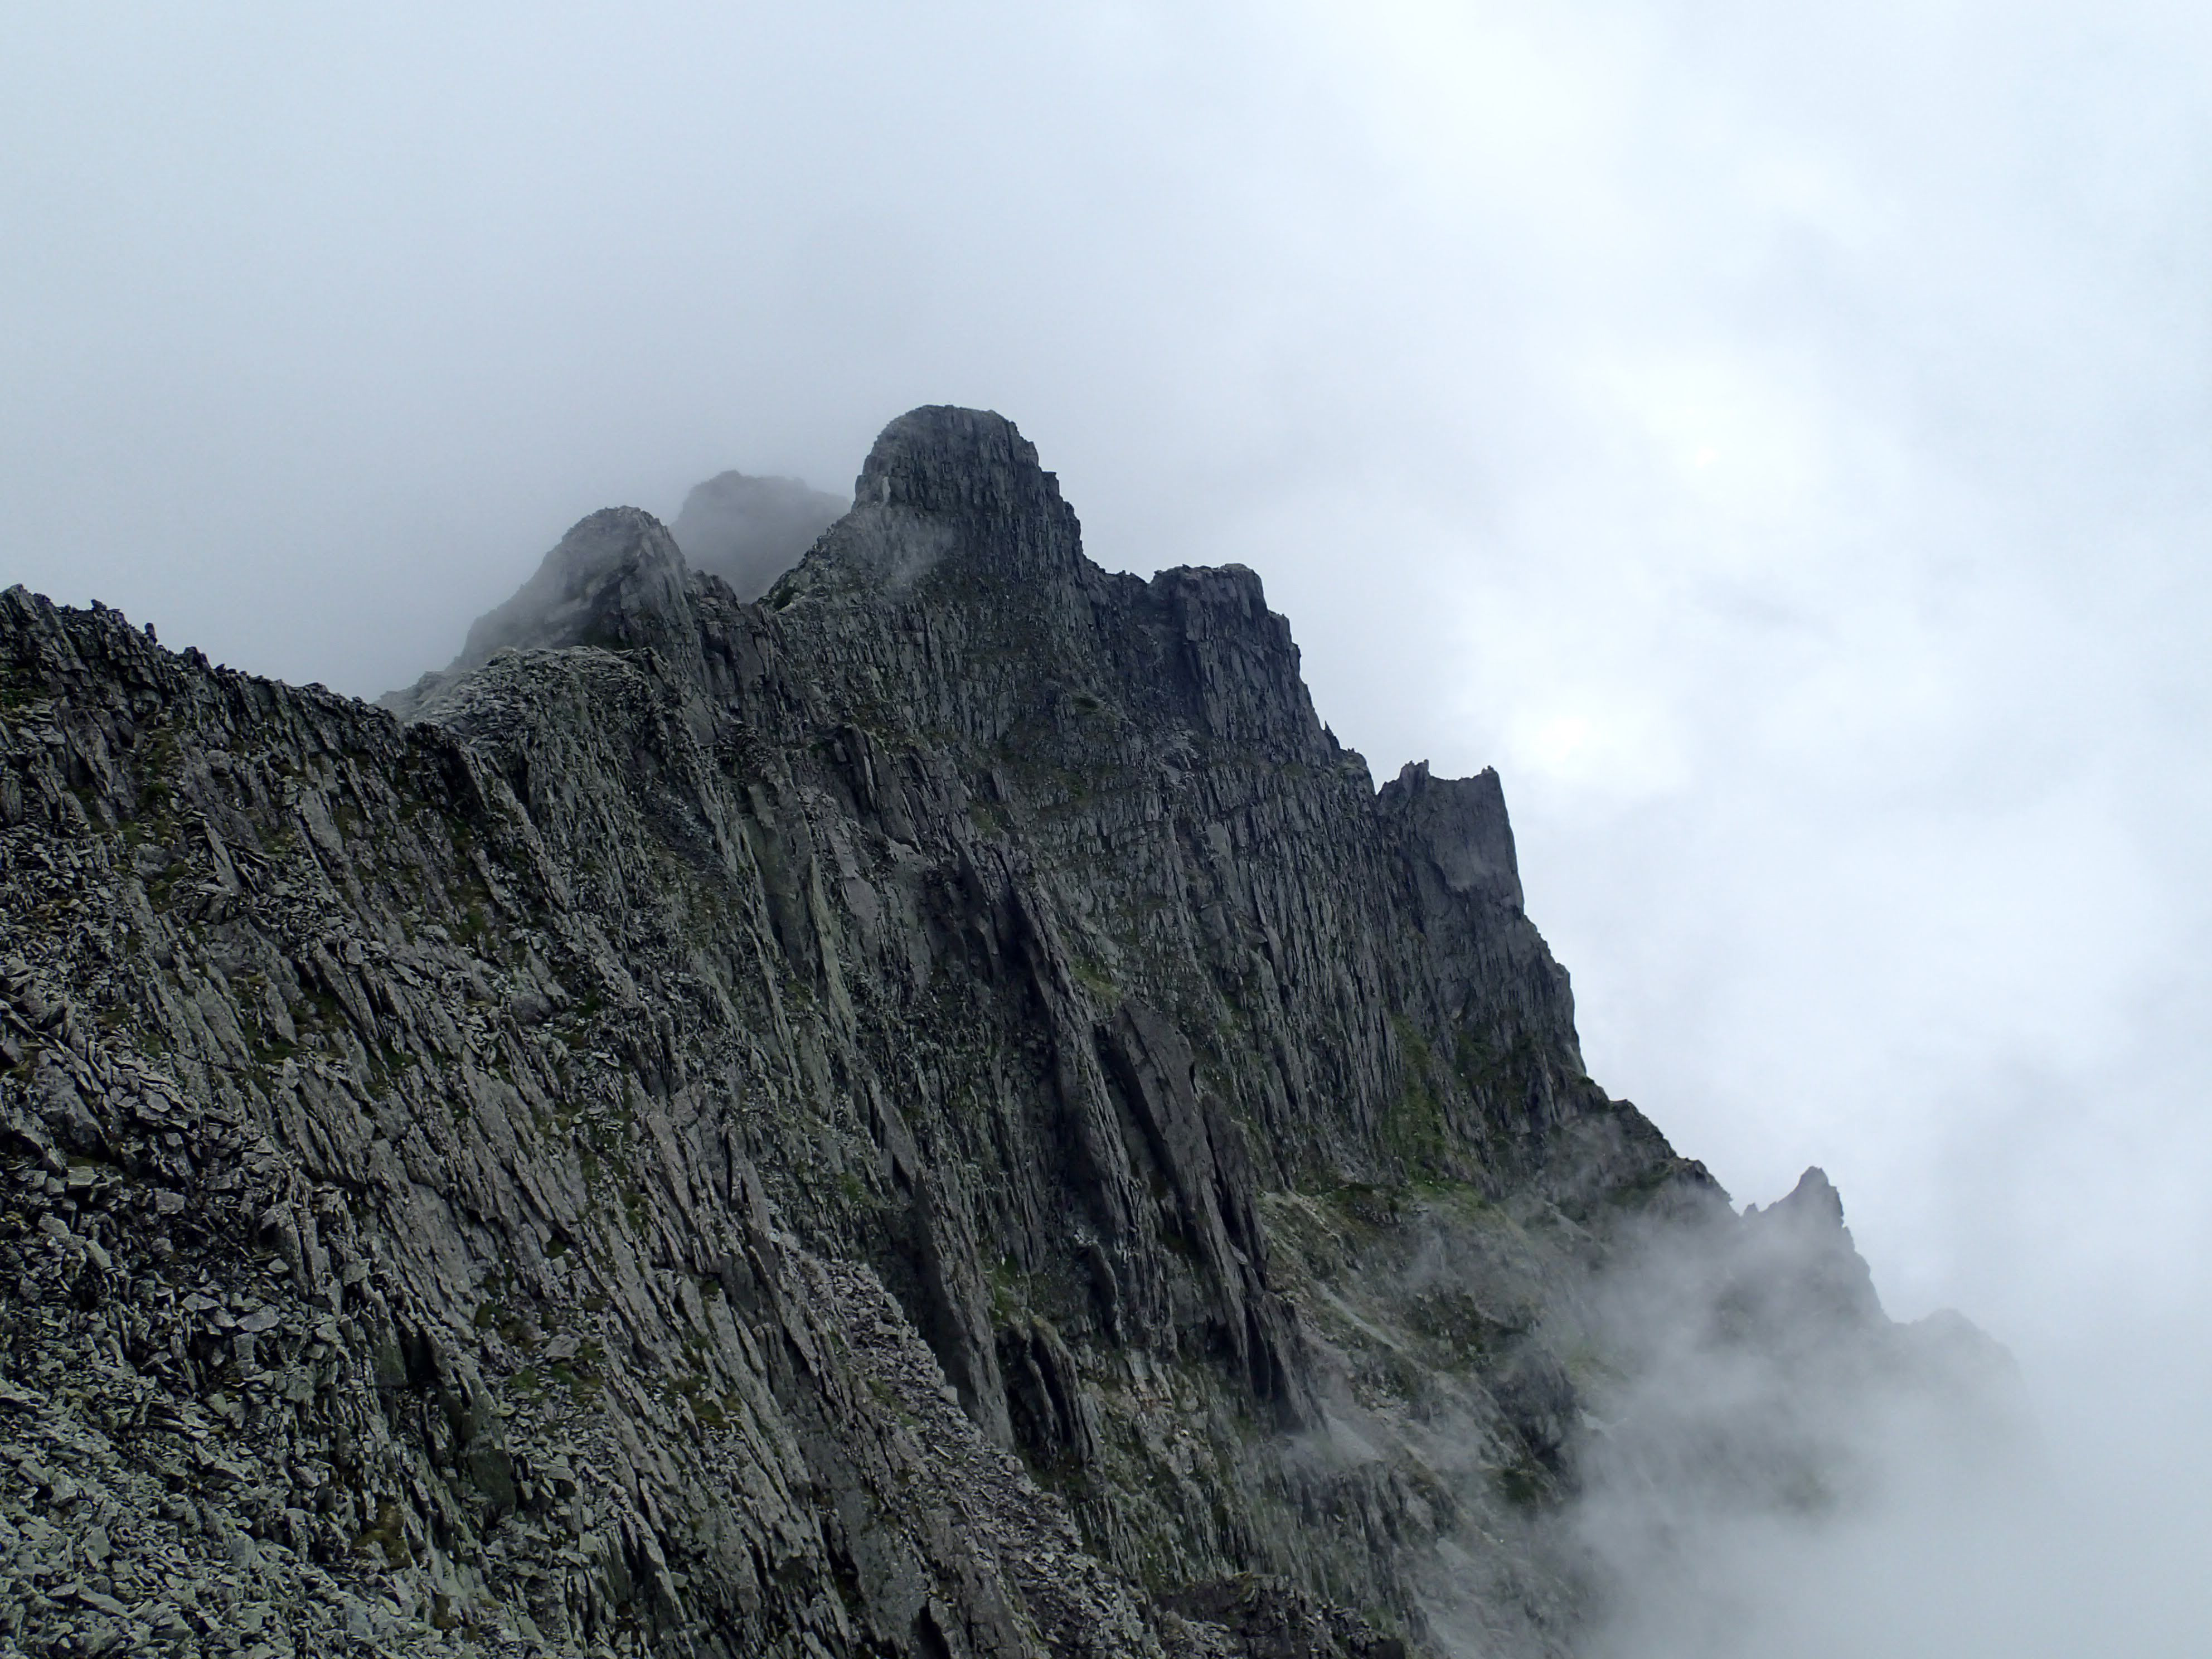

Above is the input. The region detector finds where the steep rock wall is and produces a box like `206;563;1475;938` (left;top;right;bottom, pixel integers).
0;409;1896;1659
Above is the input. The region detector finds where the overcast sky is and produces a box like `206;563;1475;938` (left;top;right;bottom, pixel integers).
4;0;2208;1473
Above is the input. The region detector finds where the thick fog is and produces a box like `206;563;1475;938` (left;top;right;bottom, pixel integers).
5;2;2209;1648
1558;1181;2212;1656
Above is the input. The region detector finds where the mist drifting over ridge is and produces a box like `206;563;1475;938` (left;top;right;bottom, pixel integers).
2;1;2209;1652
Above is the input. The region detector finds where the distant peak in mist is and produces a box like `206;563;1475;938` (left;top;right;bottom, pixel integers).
1755;1165;1845;1226
671;469;846;602
374;463;846;717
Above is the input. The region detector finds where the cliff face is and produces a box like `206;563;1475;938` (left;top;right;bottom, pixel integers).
0;409;1932;1658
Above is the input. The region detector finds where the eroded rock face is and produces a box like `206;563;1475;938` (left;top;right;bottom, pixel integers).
0;408;1976;1657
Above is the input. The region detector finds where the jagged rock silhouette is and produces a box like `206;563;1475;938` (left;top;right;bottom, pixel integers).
0;408;1990;1657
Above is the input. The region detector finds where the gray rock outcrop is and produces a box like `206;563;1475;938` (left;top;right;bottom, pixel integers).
380;508;702;721
0;408;2005;1657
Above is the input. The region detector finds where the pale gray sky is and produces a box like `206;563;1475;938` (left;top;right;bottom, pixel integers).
5;0;2209;1544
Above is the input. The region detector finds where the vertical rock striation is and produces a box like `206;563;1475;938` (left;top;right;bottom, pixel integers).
0;408;1975;1658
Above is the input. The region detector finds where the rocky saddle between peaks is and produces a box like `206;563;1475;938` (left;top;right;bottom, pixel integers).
0;407;1992;1657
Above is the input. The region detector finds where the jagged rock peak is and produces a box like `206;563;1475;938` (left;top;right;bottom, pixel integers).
379;506;693;719
1770;1165;1846;1228
857;405;1062;515
1377;761;1525;913
0;443;2015;1656
458;507;691;664
671;470;846;602
1739;1165;1884;1327
822;406;1085;589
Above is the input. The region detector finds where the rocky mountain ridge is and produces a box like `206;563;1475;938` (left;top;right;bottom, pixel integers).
0;407;1981;1658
